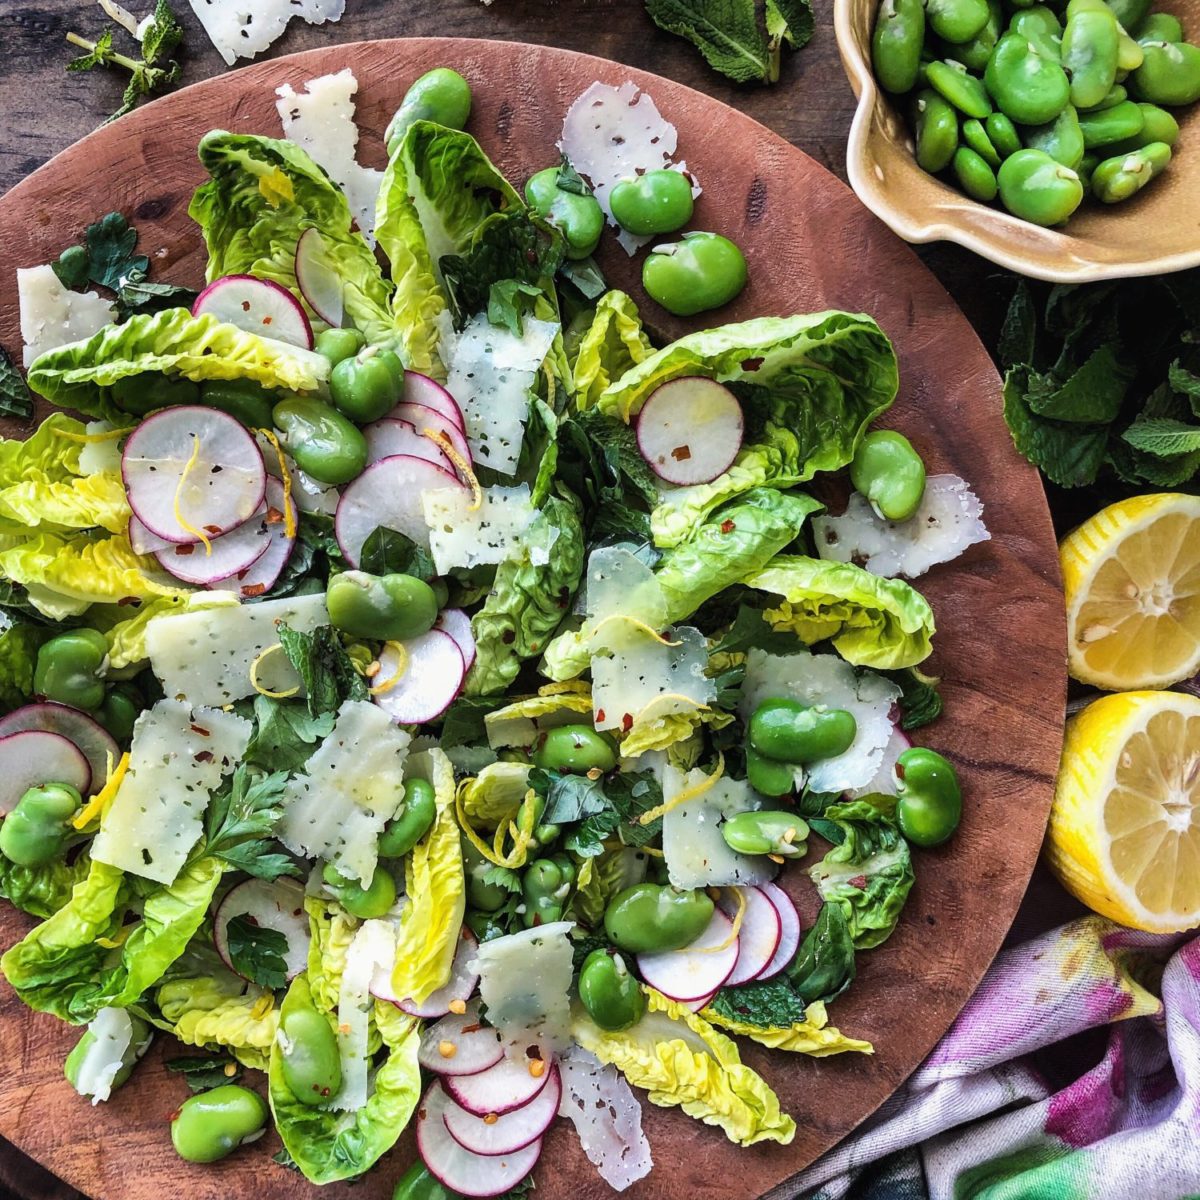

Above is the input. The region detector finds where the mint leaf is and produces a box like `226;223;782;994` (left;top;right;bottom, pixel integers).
276;623;368;718
488;279;544;337
766;0;815;53
438;696;508;749
359;526;437;580
536;770;611;825
243;696;336;775
0;349;33;421
710;976;808;1027
997;279;1038;370
886;666;943;731
1121;417;1200;458
1025;343;1132;424
1168;361;1200;417
645;0;776;83
140;0;183;63
1003;366;1108;488
165;1055;241;1093
225;914;289;990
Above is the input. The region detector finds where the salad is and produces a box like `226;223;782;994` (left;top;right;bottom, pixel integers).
0;64;992;1197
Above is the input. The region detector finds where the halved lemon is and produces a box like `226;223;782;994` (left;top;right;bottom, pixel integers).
1061;492;1200;690
1047;691;1200;932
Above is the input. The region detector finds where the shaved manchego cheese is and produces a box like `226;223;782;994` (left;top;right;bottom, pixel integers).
592;626;713;734
422;484;537;575
18;265;114;368
188;0;345;66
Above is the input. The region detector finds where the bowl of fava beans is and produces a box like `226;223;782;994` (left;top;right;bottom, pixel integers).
835;0;1200;280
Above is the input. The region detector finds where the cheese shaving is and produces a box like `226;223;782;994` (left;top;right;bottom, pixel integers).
638;752;723;826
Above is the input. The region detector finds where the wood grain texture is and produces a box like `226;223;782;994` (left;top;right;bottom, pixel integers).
0;35;1066;1200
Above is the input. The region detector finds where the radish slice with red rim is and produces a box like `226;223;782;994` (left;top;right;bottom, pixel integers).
390;403;472;468
294;229;344;328
213;477;297;600
128;514;181;556
443;1066;560;1156
402;372;466;433
755;881;802;982
0;704;118;789
192;274;314;350
679;991;717;1013
370;630;465;725
364;420;455;472
417;1001;505;1077
434;609;476;672
398;926;480;1018
848;725;912;799
335;454;465;567
418;1083;542;1197
213;877;309;981
717;885;783;987
636;377;743;486
0;731;91;815
122;407;266;543
636;908;740;1001
155;502;272;584
443;1052;553;1117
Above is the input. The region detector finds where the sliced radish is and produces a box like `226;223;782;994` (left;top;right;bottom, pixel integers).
850;725;913;798
0;731;91;815
128;514;181;556
444;1053;553;1117
636;377;743;486
370;630;465;725
444;1067;560;1156
155;503;271;585
0;704;119;786
390;403;472;467
294;228;344;328
213;877;309;981
417;1002;505;1077
636;908;740;1002
122;407;266;543
216;477;298;600
335;455;465;567
680;992;717;1013
192;274;314;350
418;1083;542;1197
398;926;480;1018
402;372;466;433
756;880;803;982
717;886;782;987
365;419;455;472
435;609;477;672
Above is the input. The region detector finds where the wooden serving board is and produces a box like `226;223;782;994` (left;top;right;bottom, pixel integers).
0;37;1066;1200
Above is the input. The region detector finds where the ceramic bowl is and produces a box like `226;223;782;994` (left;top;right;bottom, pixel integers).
835;0;1200;281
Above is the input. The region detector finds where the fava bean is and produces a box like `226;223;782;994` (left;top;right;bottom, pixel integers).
385;69;472;157
1100;99;1181;149
850;428;928;520
525;167;606;259
1009;6;1063;60
532;724;618;774
323;863;397;919
1080;82;1128;108
330;347;404;424
170;1084;268;1163
873;0;927;93
986;32;1072;124
378;778;437;858
315;327;366;367
97;683;141;743
200;378;276;429
279;996;342;1106
986;110;1024;155
1106;0;1152;34
326;570;439;641
1091;140;1172;199
463;839;509;913
1077;98;1146;145
1062;6;1121;109
1023;104;1086;167
642;233;748;316
522;854;576;927
954;144;1001;197
926;0;991;43
927;59;994;116
749;698;858;763
721;810;810;858
963;117;1002;166
603;883;714;954
609;170;695;237
1077;150;1101;185
110;373;199;417
65;1014;151;1098
895;746;963;846
745;745;799;797
954;0;1005;72
35;629;107;711
1130;40;1200;105
0;783;80;867
997;148;1085;222
914;89;960;171
1135;12;1183;45
578;949;645;1031
272;396;368;485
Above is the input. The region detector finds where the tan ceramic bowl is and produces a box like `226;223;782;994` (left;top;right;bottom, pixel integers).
835;0;1200;281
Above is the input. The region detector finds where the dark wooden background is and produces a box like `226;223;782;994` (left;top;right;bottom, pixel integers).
0;3;1077;1197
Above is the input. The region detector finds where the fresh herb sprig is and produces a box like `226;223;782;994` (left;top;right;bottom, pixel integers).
0;351;33;423
201;765;300;882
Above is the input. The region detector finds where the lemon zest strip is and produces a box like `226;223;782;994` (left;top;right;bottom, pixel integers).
638;752;725;827
255;427;297;538
370;642;409;695
174;435;213;555
250;642;300;699
590;614;681;647
423;429;483;512
699;885;746;954
52;426;128;444
73;751;130;830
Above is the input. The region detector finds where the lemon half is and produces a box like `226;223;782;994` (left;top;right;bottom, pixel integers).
1047;691;1200;932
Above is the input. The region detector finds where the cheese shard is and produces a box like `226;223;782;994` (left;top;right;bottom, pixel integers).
738;647;900;793
18;265;114;368
334;917;395;1111
188;0;345;66
558;82;701;255
422;484;536;575
92;700;251;885
145;592;329;706
661;768;777;890
67;1007;149;1105
278;700;411;886
275;69;383;245
813;474;990;579
471;921;574;1054
446;313;559;476
584;546;667;642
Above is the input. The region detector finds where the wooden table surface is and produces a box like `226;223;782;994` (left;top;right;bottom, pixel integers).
0;2;1050;1196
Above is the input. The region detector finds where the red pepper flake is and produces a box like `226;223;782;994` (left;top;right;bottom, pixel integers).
622;712;634;733
596;708;606;723
175;544;196;556
190;724;211;737
741;356;764;371
265;506;284;524
720;519;736;534
242;583;267;597
203;525;222;535
670;444;692;462
194;750;214;764
462;1023;483;1035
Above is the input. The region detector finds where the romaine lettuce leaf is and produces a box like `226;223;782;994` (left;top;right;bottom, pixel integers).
701;993;871;1056
0;414;86;484
158;974;279;1069
0;851;91;920
91;592;237;670
0;475;129;536
457;762;533;827
743;555;935;669
305;894;359;1014
570;290;653;410
0;622;46;712
482;685;594;748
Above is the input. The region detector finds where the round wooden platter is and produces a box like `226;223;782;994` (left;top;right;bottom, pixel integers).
0;36;1066;1200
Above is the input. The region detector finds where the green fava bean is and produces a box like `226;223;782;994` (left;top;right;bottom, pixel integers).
1107;0;1152;34
394;1164;459;1200
851;429;927;521
110;373;199;417
745;745;799;797
1062;8;1121;108
279;997;342;1106
199;378;276;430
522;854;576;928
986;110;1024;155
515;791;561;850
65;1014;151;1097
1100;99;1180;149
315;327;366;366
171;1084;268;1163
525;168;605;260
1091;140;1172;199
464;909;508;942
1136;12;1183;45
385;68;472;157
1077;98;1146;145
273;397;367;485
895;746;963;846
962;117;1002;166
379;778;437;858
872;0;927;93
914;89;960;171
985;32;1072;124
1023;104;1086;166
953;145;1000;198
330;347;404;424
1009;6;1063;60
642;233;748;317
578;949;646;1031
954;0;1005;71
1080;83;1128;108
327;570;439;641
609;170;695;237
0;783;81;867
35;628;107;711
926;0;990;43
721;810;810;858
997;148;1085;222
1077;151;1101;184
749;698;858;764
462;839;509;913
603;883;714;954
323;863;397;919
532;724;618;774
1131;41;1200;105
926;60;994;116
97;683;141;743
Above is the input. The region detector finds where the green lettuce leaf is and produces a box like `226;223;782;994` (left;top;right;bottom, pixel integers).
483;686;595;748
0;621;47;711
743;555;935;669
702;991;871;1056
157;973;279;1069
571;291;653;410
0;414;86;485
189;131;395;345
0;851;91;920
304;895;359;1014
457;762;532;827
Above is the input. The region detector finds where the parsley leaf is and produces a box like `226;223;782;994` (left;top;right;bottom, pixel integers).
202;765;300;881
276;623;368;718
224;914;289;990
359;526;437;580
243;696;335;775
0;350;33;422
165;1055;241;1093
